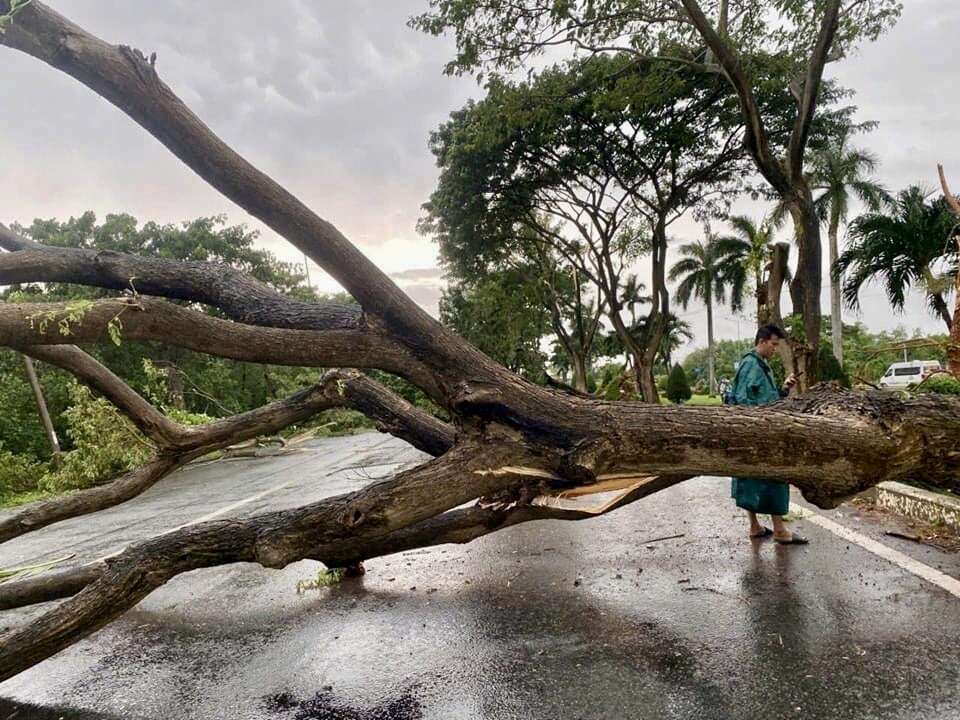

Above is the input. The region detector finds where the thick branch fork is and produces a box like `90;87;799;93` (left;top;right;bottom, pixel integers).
0;349;454;544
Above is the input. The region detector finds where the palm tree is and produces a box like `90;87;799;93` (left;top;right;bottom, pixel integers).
837;185;958;330
668;231;746;395
808;131;889;364
719;215;777;327
657;314;694;371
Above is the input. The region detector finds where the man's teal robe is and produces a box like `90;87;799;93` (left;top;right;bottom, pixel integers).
729;350;790;516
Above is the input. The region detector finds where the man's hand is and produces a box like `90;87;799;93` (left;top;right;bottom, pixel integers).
783;373;798;390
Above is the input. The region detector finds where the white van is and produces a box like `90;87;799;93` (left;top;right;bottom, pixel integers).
878;360;943;389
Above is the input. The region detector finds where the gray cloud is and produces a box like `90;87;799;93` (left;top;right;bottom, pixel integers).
390;267;446;281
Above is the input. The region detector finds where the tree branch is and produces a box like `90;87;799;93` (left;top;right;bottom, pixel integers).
0;226;363;331
0;356;453;543
787;0;842;180
0;297;441;399
0;1;452;356
0;435;537;680
679;0;789;194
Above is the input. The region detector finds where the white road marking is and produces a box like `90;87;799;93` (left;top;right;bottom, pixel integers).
792;506;960;599
93;449;413;563
161;478;295;533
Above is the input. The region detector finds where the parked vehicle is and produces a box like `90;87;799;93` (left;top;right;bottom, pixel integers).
878;360;943;389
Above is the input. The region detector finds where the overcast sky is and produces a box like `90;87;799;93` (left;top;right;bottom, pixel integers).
1;0;956;359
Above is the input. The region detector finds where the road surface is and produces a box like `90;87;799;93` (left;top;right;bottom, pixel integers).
0;431;959;720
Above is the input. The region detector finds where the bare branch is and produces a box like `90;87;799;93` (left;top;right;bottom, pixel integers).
938;164;960;217
679;0;789;194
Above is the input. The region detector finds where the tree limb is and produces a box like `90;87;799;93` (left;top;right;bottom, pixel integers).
0;297;442;399
678;0;789;194
0;1;443;349
938;164;960;216
0;435;537;681
787;0;842;180
0;357;453;543
0;226;363;331
0;474;688;610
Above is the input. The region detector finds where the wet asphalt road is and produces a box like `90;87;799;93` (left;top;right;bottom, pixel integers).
1;431;959;720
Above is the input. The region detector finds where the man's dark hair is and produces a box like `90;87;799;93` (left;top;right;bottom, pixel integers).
755;324;786;345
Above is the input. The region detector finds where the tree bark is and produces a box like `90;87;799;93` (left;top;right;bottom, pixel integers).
936;164;960;377
828;206;844;365
706;289;716;396
0;350;454;543
787;194;823;389
21;354;60;455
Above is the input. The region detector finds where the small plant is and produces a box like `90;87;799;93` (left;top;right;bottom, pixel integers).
665;364;692;404
27;300;125;346
916;374;960;396
39;383;154;492
0;445;45;500
296;567;346;593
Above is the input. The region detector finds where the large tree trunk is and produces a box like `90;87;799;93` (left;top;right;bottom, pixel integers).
570;352;589;393
828;207;844;366
787;192;823;390
937;165;960;377
950;275;960;378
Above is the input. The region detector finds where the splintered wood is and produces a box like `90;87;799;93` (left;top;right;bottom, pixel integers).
531;474;660;514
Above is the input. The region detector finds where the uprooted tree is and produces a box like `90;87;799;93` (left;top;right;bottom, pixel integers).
0;0;957;684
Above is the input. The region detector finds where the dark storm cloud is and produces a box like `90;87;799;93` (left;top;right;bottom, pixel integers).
0;0;475;282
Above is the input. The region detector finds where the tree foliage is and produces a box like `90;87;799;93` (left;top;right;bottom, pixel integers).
837;186;958;327
665;363;693;403
439;267;550;380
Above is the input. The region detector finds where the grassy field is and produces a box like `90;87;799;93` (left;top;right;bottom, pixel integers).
662;394;723;406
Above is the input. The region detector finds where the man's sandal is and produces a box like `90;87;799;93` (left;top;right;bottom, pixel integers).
775;534;809;545
750;527;774;539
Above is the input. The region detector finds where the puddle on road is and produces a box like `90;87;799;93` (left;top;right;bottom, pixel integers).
264;687;423;720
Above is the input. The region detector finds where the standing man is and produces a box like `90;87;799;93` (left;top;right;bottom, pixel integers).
729;325;808;545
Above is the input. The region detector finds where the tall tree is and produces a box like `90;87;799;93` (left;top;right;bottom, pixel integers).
668;232;746;394
808;129;888;364
837;185;959;373
0;2;950;684
720;215;779;327
421;54;748;401
414;0;903;385
439;267;551;382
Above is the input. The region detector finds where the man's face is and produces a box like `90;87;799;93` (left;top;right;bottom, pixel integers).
756;336;780;359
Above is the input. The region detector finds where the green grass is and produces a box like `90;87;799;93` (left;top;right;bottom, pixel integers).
0;489;52;509
662;394;723;406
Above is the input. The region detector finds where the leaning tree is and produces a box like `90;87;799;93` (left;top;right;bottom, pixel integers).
0;1;956;684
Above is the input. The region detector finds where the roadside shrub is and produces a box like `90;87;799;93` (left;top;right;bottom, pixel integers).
916;374;960;396
39;383;154;493
818;345;850;387
666;364;692;404
0;445;45;499
655;374;669;393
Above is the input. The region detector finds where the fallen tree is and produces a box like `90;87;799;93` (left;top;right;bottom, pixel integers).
0;0;957;684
